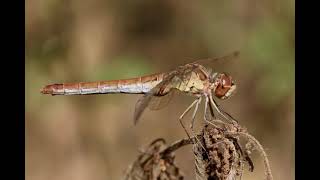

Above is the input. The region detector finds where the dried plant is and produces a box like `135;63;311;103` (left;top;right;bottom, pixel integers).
193;122;252;180
123;138;185;180
123;121;273;180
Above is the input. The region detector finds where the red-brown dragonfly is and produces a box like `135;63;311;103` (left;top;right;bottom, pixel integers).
41;52;239;130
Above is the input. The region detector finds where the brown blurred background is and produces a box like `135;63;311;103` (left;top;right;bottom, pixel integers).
26;0;294;179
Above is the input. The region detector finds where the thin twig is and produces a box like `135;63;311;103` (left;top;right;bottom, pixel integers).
140;137;196;167
226;131;273;180
160;137;195;156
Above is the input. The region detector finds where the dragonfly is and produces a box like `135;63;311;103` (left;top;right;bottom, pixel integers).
41;51;239;133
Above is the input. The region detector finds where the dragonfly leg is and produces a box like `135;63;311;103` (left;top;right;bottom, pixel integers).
178;98;209;156
188;96;219;159
190;97;202;130
203;96;220;129
209;94;238;124
178;99;199;139
188;97;210;157
179;99;199;119
208;95;216;119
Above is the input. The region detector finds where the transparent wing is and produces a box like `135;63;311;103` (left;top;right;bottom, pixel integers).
192;51;239;68
134;92;175;125
133;90;179;125
134;93;154;125
148;89;177;110
133;68;188;125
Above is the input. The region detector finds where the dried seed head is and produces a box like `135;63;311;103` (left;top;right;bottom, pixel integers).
193;124;243;180
123;138;184;180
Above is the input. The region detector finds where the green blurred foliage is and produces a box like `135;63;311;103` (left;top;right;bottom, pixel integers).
247;19;294;107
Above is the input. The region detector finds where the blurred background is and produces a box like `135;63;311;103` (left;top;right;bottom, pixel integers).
26;0;294;179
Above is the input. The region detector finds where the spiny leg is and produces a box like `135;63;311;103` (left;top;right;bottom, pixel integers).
178;97;209;156
179;98;199;119
178;98;199;138
209;94;238;124
204;96;220;129
210;94;237;123
188;97;209;155
190;97;202;130
189;96;219;157
208;95;229;121
208;96;240;130
208;101;232;128
208;96;216;119
178;96;208;156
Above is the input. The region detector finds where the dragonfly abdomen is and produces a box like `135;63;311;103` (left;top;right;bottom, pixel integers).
41;73;164;95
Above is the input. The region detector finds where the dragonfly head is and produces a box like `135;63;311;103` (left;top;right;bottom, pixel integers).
212;73;236;100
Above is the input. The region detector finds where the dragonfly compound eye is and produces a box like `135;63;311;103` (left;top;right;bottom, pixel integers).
214;74;236;99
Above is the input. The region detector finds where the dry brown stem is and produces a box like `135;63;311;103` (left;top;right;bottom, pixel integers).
123;138;185;180
123;121;273;180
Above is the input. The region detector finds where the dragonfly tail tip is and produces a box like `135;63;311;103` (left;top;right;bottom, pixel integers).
40;84;54;95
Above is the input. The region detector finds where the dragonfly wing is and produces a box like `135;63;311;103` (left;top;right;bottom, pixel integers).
134;93;153;125
192;51;239;68
148;89;178;110
133;70;184;125
133;90;177;125
147;69;194;111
